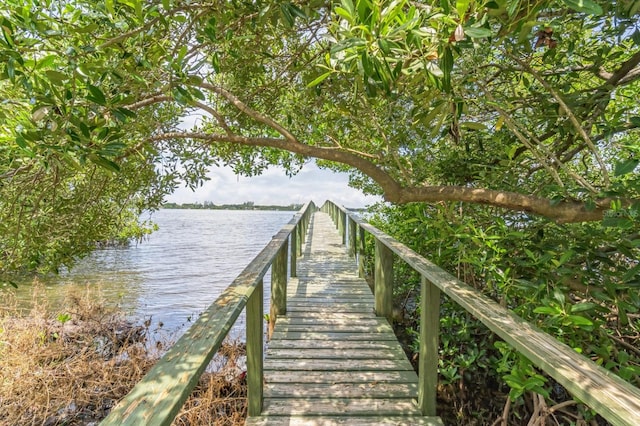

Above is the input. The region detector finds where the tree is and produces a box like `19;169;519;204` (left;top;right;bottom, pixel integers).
1;0;639;276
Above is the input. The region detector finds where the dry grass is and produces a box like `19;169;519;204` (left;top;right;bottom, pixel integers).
0;285;247;426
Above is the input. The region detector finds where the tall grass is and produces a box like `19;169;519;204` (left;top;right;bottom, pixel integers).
0;284;247;426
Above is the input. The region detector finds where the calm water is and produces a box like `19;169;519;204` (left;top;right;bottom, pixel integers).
6;209;295;338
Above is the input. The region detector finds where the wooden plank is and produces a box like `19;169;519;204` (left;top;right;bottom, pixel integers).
286;306;374;314
271;240;288;316
264;382;418;399
418;276;440;416
266;339;403;350
246;415;443;426
277;317;389;326
264;370;418;384
281;312;377;320
374;239;393;319
266;347;406;360
261;398;422;416
246;278;263;416
270;331;398;341
264;358;414;372
287;298;374;304
274;323;394;333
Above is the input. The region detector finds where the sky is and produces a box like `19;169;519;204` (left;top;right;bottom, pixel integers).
166;162;382;208
167;114;382;208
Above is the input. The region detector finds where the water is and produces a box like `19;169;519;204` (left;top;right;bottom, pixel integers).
5;209;296;339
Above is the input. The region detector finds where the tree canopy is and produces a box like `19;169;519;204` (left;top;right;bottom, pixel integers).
1;0;640;276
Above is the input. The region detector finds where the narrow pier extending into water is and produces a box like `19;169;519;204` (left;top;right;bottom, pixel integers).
246;212;441;425
101;201;640;426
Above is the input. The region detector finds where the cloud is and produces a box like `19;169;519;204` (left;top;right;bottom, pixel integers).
167;163;381;208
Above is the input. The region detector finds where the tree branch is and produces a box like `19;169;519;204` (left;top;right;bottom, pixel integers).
197;82;298;142
509;53;610;187
393;186;614;223
603;50;640;87
148;131;623;223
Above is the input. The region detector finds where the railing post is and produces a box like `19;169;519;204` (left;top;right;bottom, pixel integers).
290;227;297;277
340;210;347;245
374;239;393;319
418;275;440;416
246;278;263;417
296;221;303;256
300;211;307;248
358;226;366;278
348;217;356;258
271;240;288;316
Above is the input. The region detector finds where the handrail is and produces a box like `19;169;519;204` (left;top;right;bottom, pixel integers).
100;201;316;426
321;200;640;426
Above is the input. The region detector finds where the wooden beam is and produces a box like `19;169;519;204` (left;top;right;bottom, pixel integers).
271;239;288;316
247;278;264;417
418;276;440;416
348;217;356;258
374;239;393;320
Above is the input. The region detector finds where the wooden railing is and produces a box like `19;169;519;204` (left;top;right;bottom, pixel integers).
321;200;640;426
100;202;315;426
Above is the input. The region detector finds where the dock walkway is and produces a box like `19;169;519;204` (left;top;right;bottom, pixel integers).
246;212;442;425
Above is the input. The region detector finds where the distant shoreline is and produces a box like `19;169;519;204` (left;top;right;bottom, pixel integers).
162;202;303;211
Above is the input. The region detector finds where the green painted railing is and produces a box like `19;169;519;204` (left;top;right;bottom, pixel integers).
100;202;315;426
322;200;640;426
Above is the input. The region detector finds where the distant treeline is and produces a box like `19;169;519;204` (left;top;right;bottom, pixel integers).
162;201;304;211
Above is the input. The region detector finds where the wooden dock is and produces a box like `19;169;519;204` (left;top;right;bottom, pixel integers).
246;212;442;425
101;201;640;426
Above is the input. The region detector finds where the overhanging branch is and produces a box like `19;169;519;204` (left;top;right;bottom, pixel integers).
149;131;620;223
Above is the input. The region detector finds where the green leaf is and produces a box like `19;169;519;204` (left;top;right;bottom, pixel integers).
88;154;120;172
106;0;115;15
75;23;99;34
463;26;493;38
460;121;487;130
7;57;15;81
335;6;353;21
614;159;639;176
571;302;597;313
307;71;333;87
456;0;470;18
533;306;559;315
567;315;593;327
561;0;603;15
45;70;68;84
86;84;107;105
507;0;521;17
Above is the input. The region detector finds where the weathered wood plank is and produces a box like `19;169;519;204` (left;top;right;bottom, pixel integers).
261;398;422;416
274;323;394;333
276;317;389;326
246;415;443;426
264;382;418;398
266;347;406;360
374;239;393;319
265;339;403;350
264;370;419;384
270;331;398;341
286;306;375;314
246;278;263;416
279;312;377;320
264;358;414;371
